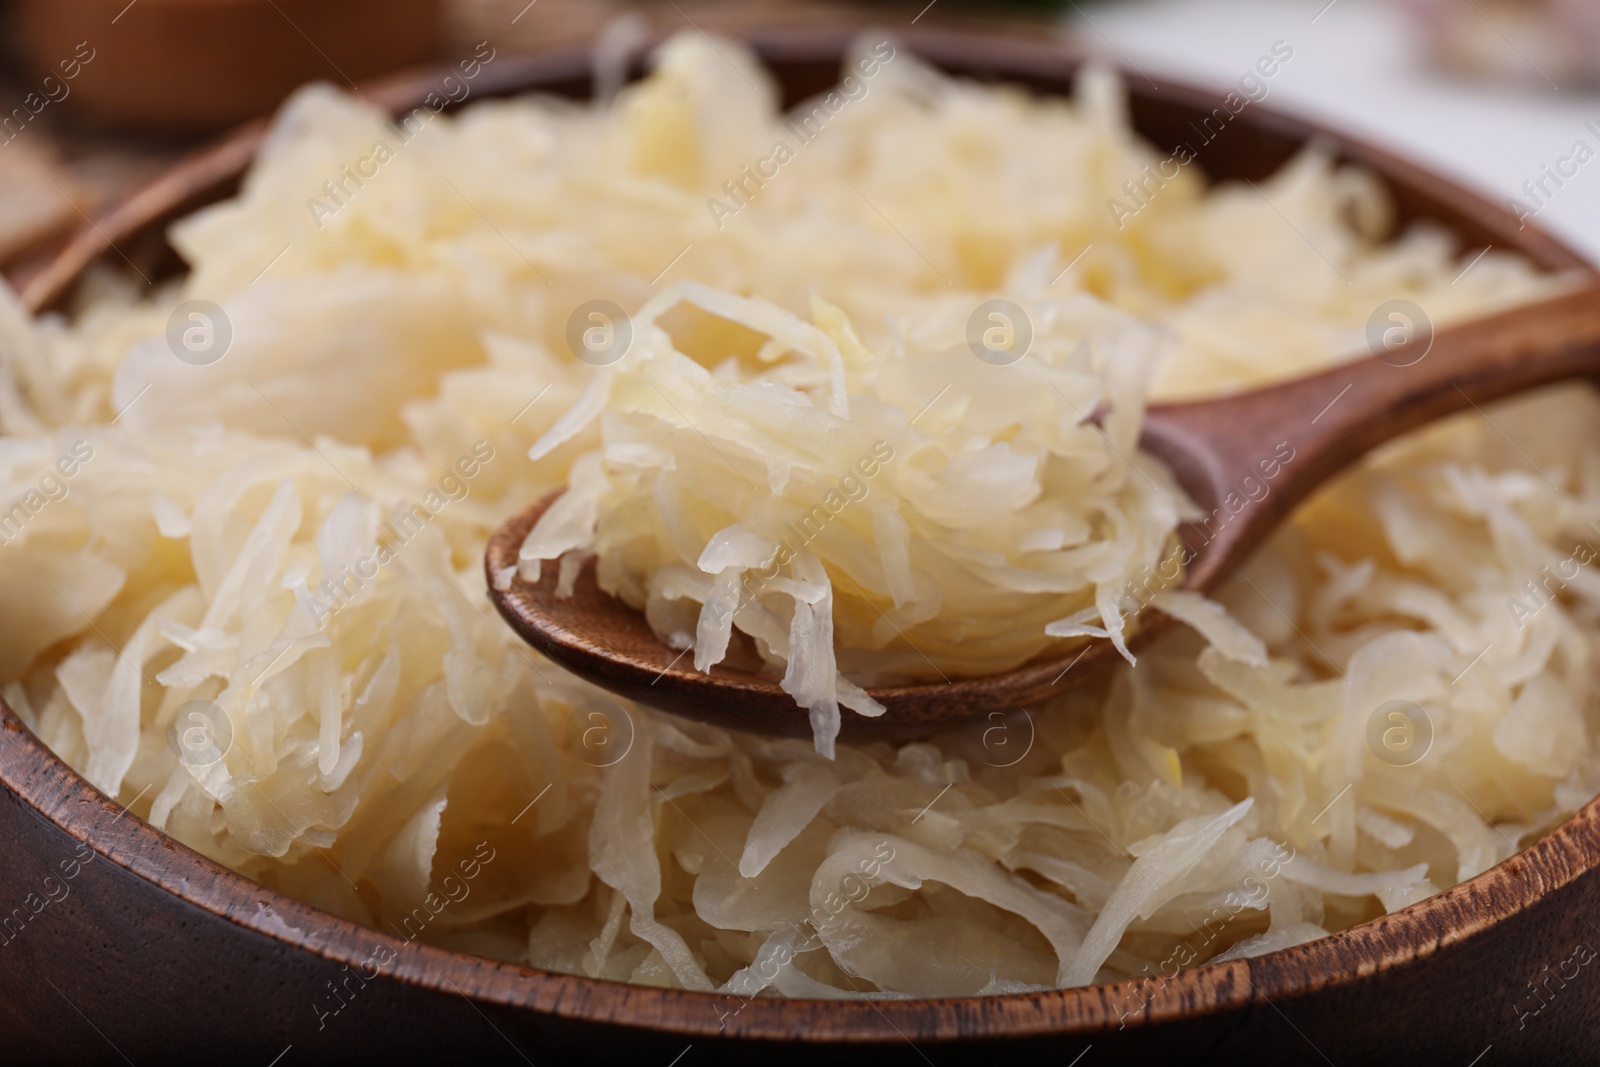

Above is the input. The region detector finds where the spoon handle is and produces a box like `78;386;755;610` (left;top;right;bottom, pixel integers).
1141;281;1600;592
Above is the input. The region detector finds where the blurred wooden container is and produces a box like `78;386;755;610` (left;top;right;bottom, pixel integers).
8;0;445;132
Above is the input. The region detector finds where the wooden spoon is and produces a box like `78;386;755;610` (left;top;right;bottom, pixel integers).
486;283;1600;741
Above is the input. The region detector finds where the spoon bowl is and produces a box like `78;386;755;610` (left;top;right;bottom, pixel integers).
486;495;1135;741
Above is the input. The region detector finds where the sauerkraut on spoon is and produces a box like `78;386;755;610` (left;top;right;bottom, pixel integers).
513;278;1190;755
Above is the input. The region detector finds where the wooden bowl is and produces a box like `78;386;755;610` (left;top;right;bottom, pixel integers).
7;0;443;132
4;26;1598;1064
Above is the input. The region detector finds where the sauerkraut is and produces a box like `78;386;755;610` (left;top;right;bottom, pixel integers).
516;278;1187;755
0;31;1587;1000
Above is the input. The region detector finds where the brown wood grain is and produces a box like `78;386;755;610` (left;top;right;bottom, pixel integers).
1151;280;1600;596
4;25;1599;1064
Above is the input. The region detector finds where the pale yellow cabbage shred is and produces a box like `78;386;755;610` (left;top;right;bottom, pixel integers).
0;33;1588;996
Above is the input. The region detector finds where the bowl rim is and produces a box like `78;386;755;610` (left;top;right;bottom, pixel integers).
6;22;1598;1047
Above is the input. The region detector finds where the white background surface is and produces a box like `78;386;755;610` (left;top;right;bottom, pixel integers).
1067;0;1600;262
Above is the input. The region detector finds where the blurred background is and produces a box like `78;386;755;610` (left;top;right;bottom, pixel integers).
1;0;1596;279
